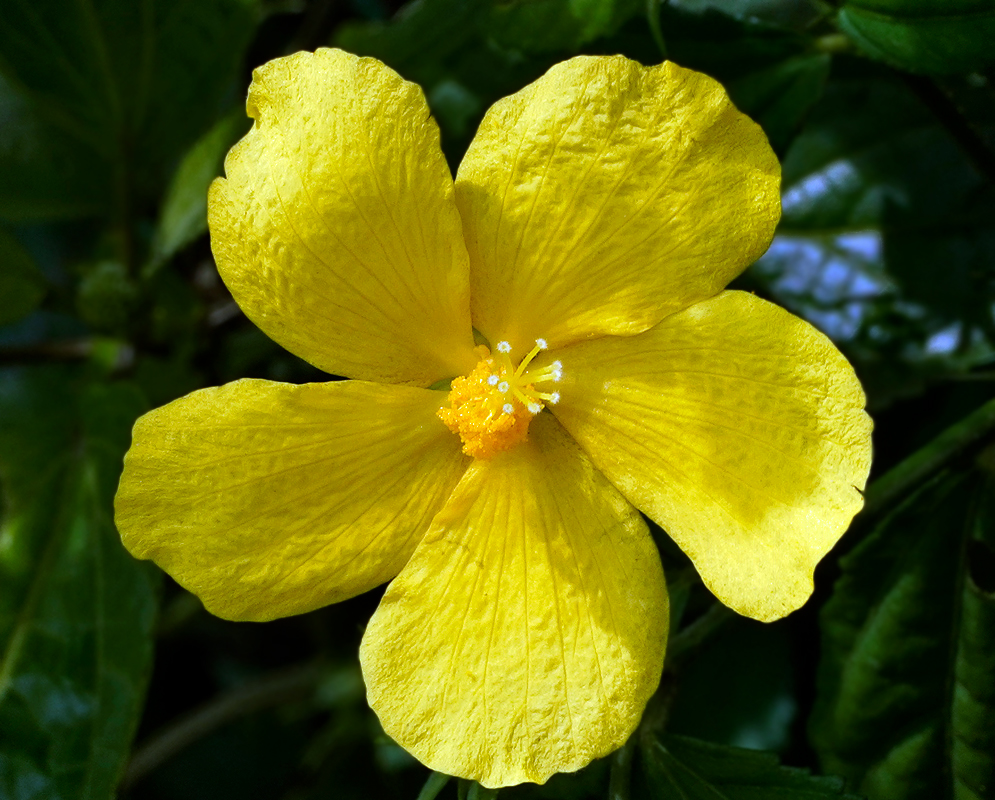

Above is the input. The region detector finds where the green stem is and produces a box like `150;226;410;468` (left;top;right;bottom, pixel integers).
416;772;451;800
646;0;668;59
639;671;679;740
665;602;734;669
608;734;636;800
862;397;995;518
467;783;499;800
813;32;851;54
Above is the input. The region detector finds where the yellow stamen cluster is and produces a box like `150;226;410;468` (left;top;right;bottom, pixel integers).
439;340;562;460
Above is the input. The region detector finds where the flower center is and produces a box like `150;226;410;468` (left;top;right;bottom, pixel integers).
438;339;563;460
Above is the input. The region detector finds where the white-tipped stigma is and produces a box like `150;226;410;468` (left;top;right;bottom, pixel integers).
498;381;510;393
536;338;548;350
487;374;499;386
496;341;512;353
502;403;515;415
523;358;563;384
549;392;560;404
527;402;542;415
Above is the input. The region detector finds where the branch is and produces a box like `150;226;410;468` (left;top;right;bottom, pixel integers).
121;661;323;789
665;602;735;669
0;339;135;370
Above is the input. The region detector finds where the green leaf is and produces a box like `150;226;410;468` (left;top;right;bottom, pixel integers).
668;0;828;32
147;110;249;273
810;470;995;798
488;0;643;53
0;0;259;220
0;368;159;800
0;74;111;222
335;0;553;166
336;0;487;82
666;618;797;752
0;229;46;325
752;65;995;404
838;1;995;75
727;53;831;155
624;5;818;88
639;733;861;799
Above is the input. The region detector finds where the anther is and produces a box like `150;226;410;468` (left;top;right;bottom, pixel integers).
497;381;510;393
527;402;541;414
502;403;514;415
496;341;512;353
487;375;498;386
536;338;548;350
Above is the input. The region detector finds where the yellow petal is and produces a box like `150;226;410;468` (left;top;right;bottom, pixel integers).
209;49;477;386
115;379;468;621
548;291;872;622
360;414;667;788
455;56;780;354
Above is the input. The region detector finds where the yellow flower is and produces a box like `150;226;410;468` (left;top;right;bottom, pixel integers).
115;49;872;787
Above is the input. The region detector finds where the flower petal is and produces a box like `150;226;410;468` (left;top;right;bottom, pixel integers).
360;414;667;788
548;291;872;622
455;56;779;354
209;48;477;385
115;379;468;621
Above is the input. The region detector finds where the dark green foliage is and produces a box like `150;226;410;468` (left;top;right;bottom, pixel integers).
754;60;995;406
838;1;995;75
1;0;995;798
0;72;112;221
147;111;252;274
811;470;995;799
638;734;862;799
0;229;46;325
487;0;643;54
337;0;488;81
0;0;259;222
0;369;159;799
727;54;831;155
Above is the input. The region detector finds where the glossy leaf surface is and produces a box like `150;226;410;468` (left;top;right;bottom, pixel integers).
639;733;862;799
839;1;995;74
0;369;158;800
811;470;995;798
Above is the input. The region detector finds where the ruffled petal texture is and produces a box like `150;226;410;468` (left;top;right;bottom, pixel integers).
115;380;468;621
360;414;668;788
548;291;872;622
209;48;477;386
455;56;780;354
